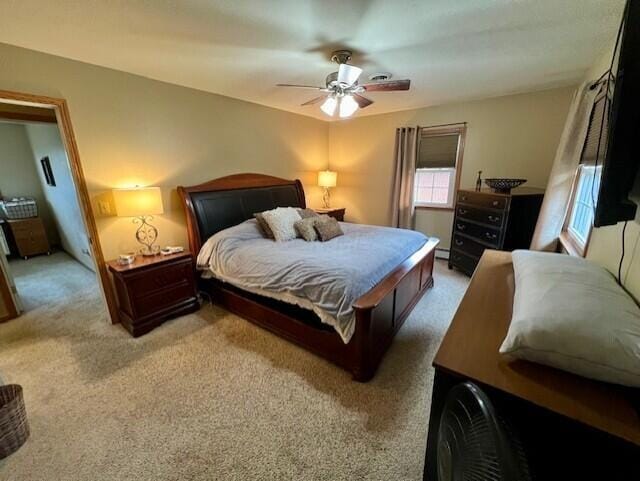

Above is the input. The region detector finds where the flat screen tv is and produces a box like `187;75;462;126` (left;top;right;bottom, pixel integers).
593;0;640;227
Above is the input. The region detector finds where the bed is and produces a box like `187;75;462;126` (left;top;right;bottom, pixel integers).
178;173;438;381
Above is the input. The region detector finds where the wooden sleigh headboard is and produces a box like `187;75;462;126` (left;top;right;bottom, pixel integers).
177;173;306;255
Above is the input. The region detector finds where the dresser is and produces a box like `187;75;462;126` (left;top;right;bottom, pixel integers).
424;251;639;480
449;188;544;275
8;217;51;259
107;252;199;337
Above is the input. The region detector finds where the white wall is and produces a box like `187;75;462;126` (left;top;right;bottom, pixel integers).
26;123;94;271
0;123;58;245
328;87;574;249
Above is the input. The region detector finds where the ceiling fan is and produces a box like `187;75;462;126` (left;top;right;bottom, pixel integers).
277;50;410;118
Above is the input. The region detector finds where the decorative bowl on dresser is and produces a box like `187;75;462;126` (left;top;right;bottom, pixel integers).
313;207;345;221
107;252;199;337
449;188;544;276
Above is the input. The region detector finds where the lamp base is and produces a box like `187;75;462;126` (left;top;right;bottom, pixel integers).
134;216;160;256
322;187;331;209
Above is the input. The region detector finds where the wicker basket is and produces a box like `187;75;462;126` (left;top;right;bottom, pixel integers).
0;198;38;219
0;384;29;459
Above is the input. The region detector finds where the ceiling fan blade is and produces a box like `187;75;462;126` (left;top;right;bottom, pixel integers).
301;95;328;106
361;79;411;92
353;93;374;108
277;84;325;90
337;64;362;86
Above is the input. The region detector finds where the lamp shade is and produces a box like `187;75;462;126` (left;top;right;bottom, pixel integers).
318;170;337;188
113;187;164;217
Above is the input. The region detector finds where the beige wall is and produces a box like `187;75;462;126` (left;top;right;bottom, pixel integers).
26;123;94;271
583;44;640;299
0;42;329;260
328;87;574;249
0;122;58;244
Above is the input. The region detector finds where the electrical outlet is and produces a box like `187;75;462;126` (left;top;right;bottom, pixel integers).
98;201;111;215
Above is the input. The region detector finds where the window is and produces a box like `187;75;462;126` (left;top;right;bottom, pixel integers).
564;164;602;253
562;83;609;256
414;124;465;209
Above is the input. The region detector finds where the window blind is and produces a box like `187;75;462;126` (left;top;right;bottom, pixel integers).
417;133;460;169
581;87;611;166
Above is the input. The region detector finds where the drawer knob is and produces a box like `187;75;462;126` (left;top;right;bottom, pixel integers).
458;208;468;215
453;255;461;261
488;215;500;222
461;195;467;201
456;223;466;231
492;200;499;206
485;232;497;240
455;239;464;246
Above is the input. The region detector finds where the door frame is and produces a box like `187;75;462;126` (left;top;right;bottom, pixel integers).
0;89;119;324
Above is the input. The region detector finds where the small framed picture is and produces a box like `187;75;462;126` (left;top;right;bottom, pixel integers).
40;156;56;186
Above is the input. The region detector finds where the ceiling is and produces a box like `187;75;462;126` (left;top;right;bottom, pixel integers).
0;0;626;121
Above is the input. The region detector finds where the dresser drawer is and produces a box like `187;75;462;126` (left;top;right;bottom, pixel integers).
452;233;487;258
449;250;479;276
455;205;505;228
457;191;508;210
9;218;43;234
126;260;193;299
453;219;501;248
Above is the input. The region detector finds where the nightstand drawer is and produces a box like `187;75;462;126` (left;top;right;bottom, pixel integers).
134;282;195;318
127;260;193;299
449;250;479;276
457;191;508;210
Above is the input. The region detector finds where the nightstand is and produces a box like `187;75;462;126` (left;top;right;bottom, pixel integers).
107;252;199;337
314;207;346;221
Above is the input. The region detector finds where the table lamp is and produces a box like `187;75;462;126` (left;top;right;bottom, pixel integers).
113;186;164;256
318;170;337;209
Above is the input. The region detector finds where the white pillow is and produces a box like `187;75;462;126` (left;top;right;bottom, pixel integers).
499;250;640;387
261;207;301;242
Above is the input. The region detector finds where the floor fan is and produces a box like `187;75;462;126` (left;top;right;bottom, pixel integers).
437;382;531;481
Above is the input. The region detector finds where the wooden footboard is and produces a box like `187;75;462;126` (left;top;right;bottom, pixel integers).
350;238;438;381
202;238;438;382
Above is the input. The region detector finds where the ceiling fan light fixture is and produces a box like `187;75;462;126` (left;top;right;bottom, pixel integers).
337;64;363;87
320;95;338;117
339;94;359;118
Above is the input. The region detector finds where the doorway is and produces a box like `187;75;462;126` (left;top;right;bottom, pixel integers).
0;90;117;324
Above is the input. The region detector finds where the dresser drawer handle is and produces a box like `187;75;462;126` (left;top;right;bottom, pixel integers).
452;254;461;261
455;239;464;246
460;195;467;202
485;232;498;240
456;223;466;231
492;200;499;206
487;215;500;223
458;208;468;215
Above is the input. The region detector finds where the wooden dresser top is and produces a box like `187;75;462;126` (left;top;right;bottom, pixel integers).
434;250;640;446
107;251;191;273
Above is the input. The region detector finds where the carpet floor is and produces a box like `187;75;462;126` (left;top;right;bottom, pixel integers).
0;252;468;481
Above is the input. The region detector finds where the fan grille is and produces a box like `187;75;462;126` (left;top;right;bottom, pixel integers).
437;382;531;481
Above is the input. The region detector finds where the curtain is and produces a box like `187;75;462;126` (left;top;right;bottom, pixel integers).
530;81;599;251
391;127;419;229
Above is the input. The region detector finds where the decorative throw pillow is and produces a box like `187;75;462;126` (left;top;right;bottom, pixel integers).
253;212;275;239
261;207;301;242
500;250;640;387
294;217;319;241
297;208;319;219
314;216;344;242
